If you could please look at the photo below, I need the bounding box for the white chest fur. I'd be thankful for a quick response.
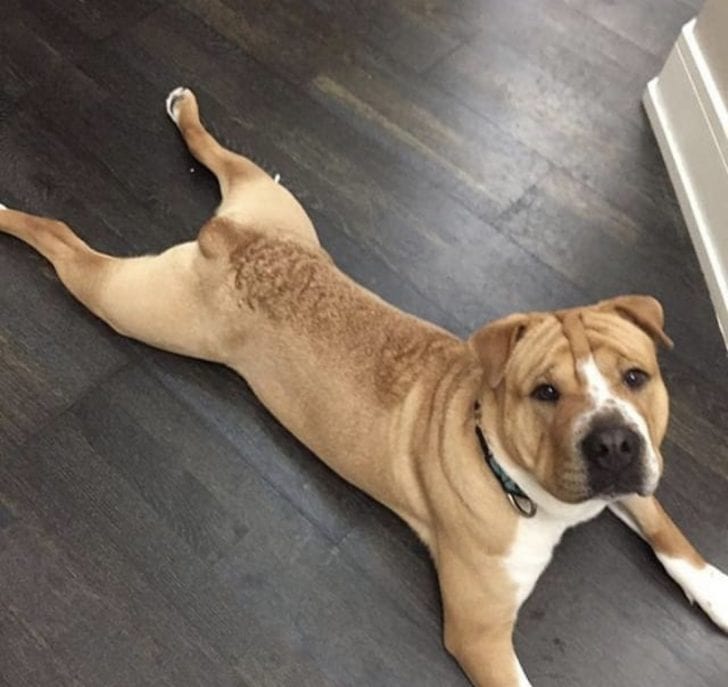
[504,503,606,607]
[484,427,609,606]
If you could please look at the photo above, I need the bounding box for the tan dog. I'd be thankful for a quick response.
[1,88,727,687]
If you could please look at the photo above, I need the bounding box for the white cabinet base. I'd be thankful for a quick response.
[644,18,728,348]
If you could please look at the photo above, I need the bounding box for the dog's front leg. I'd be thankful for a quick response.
[438,548,531,687]
[610,495,728,631]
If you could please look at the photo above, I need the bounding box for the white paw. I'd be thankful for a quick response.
[659,554,728,632]
[0,203,7,210]
[165,86,190,125]
[695,565,728,633]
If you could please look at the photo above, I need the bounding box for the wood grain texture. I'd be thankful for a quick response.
[0,1,726,686]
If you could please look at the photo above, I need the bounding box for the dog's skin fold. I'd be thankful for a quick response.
[1,88,727,687]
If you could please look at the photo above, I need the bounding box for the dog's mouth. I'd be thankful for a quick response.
[549,445,657,503]
[550,471,654,504]
[586,468,652,499]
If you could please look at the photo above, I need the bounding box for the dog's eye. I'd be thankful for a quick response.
[531,384,560,402]
[624,368,650,389]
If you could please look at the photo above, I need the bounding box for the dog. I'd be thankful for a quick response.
[1,87,726,687]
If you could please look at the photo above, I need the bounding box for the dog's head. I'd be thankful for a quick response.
[470,296,672,503]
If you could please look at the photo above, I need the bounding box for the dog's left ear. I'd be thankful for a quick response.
[599,295,674,349]
[469,313,532,389]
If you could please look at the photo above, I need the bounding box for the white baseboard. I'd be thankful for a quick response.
[644,18,728,348]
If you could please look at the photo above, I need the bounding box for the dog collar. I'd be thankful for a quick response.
[475,424,537,518]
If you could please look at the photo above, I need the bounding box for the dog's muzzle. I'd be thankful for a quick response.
[580,420,647,496]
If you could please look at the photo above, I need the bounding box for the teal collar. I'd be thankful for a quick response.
[475,424,537,518]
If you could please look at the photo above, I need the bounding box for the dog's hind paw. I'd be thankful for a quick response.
[166,87,190,125]
[0,203,6,210]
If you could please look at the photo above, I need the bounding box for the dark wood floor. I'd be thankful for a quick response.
[1,0,727,685]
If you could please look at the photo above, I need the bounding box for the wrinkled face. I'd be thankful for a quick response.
[472,297,671,503]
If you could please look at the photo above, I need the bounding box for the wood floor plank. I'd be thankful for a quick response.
[0,488,250,687]
[307,51,551,219]
[561,0,696,57]
[26,0,162,41]
[0,16,67,109]
[440,0,663,125]
[1,0,96,65]
[0,524,178,687]
[426,35,685,228]
[300,0,466,73]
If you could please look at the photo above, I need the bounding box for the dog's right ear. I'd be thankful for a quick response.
[468,314,532,389]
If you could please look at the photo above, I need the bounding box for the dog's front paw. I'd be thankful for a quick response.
[661,554,728,633]
[696,565,728,633]
[0,203,7,210]
[165,86,191,125]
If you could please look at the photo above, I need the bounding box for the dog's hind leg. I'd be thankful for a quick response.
[0,205,224,362]
[165,87,319,247]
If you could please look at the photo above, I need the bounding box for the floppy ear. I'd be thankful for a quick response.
[468,313,531,389]
[599,295,674,349]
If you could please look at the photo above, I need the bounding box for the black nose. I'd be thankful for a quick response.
[581,426,642,472]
